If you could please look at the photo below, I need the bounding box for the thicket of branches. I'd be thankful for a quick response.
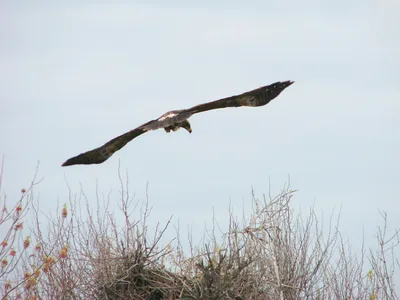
[0,162,399,299]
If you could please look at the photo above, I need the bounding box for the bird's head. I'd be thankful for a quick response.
[181,120,192,133]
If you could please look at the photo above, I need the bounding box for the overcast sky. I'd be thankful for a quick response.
[1,1,399,282]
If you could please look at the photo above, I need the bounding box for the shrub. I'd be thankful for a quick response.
[1,161,399,299]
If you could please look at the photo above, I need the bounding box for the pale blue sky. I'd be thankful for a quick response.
[1,1,399,281]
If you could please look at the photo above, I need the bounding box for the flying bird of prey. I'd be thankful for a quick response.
[62,80,294,166]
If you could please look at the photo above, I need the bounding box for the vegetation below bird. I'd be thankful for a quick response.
[1,165,398,299]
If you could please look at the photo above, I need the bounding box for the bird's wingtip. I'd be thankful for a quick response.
[280,80,295,89]
[61,156,80,167]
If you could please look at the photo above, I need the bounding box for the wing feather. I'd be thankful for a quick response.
[186,81,294,114]
[61,120,154,166]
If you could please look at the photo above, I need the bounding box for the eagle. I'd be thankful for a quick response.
[62,80,293,166]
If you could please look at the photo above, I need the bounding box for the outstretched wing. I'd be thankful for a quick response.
[186,81,294,115]
[62,120,154,166]
[62,80,294,167]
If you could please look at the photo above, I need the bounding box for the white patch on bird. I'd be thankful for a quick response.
[159,112,178,121]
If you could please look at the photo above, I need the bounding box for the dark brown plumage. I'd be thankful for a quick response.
[62,80,294,166]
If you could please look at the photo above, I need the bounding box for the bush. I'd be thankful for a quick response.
[1,162,399,299]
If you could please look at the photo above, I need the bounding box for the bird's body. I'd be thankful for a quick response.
[145,110,193,133]
[62,80,294,166]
